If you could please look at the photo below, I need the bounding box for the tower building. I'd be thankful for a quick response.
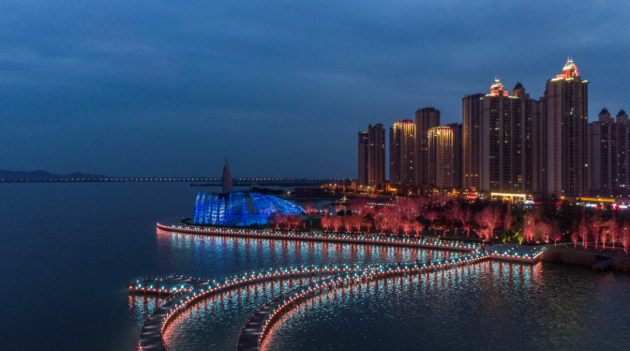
[427,126,453,189]
[545,59,589,197]
[358,131,369,186]
[367,124,386,185]
[415,107,441,185]
[389,120,416,186]
[462,93,484,191]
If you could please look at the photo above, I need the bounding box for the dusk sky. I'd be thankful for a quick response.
[1,1,629,178]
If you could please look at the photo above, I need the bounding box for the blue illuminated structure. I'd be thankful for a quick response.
[192,190,304,226]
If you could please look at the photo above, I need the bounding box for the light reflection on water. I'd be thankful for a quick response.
[263,261,630,351]
[131,231,630,351]
[132,231,460,350]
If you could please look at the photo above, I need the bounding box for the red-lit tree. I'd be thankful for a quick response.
[343,216,353,232]
[424,210,440,235]
[411,221,424,237]
[591,214,603,249]
[401,220,412,236]
[590,221,601,249]
[362,218,373,233]
[475,207,502,242]
[303,201,314,214]
[536,221,551,243]
[321,215,331,231]
[523,212,536,243]
[551,222,563,246]
[287,214,301,230]
[608,218,619,249]
[347,198,368,215]
[571,228,580,248]
[503,203,513,232]
[600,223,609,250]
[351,215,363,233]
[620,221,630,253]
[331,216,342,232]
[578,219,589,249]
[269,211,286,230]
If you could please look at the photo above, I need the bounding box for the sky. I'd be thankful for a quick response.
[1,0,629,178]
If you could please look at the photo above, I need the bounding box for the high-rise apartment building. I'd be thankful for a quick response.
[389,120,416,186]
[415,107,441,185]
[447,122,463,189]
[427,126,453,188]
[546,59,589,197]
[462,93,484,191]
[358,131,369,185]
[479,80,541,193]
[367,124,386,185]
[588,109,630,195]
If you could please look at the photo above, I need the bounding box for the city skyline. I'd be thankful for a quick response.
[1,1,630,178]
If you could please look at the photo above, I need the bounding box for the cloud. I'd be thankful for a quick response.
[0,0,629,176]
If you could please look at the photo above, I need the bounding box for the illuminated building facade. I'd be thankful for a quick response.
[479,80,541,193]
[462,93,484,191]
[545,59,589,197]
[358,131,369,185]
[447,122,463,189]
[588,108,630,195]
[390,120,416,186]
[427,126,453,188]
[415,107,441,185]
[192,190,303,226]
[366,123,386,185]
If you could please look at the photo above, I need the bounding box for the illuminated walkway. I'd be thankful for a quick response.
[133,221,546,351]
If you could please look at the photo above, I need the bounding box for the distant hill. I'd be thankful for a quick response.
[0,170,108,180]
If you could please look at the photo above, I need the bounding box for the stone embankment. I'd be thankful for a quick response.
[541,246,630,272]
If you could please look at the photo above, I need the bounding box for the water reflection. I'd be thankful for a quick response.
[262,261,630,351]
[128,230,461,350]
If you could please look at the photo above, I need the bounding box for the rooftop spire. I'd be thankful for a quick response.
[222,156,233,194]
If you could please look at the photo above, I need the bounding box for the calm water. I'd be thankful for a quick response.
[1,183,629,351]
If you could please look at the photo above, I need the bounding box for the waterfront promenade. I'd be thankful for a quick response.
[133,222,547,351]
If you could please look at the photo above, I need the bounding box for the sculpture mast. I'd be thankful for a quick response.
[222,156,234,194]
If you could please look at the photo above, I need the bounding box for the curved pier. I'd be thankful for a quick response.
[157,218,479,252]
[132,263,373,350]
[135,221,547,350]
[236,253,489,351]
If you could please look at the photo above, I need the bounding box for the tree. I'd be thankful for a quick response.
[504,203,513,232]
[303,201,314,214]
[578,218,589,249]
[459,208,473,237]
[269,211,286,230]
[347,198,368,215]
[331,216,342,232]
[287,214,301,230]
[411,221,424,237]
[523,211,536,243]
[590,220,601,249]
[620,221,630,253]
[536,221,551,243]
[351,216,363,233]
[321,215,331,231]
[362,218,373,233]
[343,216,353,232]
[591,214,604,249]
[571,228,580,248]
[401,220,412,236]
[551,222,563,246]
[608,218,619,249]
[475,207,502,242]
[424,211,440,235]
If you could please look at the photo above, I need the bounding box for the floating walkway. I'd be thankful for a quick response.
[135,219,547,350]
[158,218,480,252]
